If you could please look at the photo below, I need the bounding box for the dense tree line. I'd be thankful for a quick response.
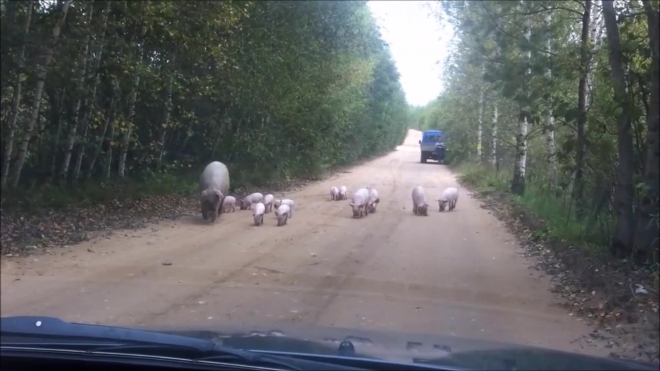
[420,0,658,263]
[0,0,410,191]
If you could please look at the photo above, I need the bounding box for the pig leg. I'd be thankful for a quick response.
[215,197,223,219]
[412,203,417,215]
[218,196,225,217]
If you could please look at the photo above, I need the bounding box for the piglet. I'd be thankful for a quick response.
[275,204,291,226]
[367,188,380,213]
[263,194,274,213]
[330,187,339,201]
[338,186,348,200]
[253,202,265,226]
[412,186,429,216]
[438,187,459,211]
[274,199,295,218]
[222,196,236,213]
[349,188,370,218]
[240,192,263,210]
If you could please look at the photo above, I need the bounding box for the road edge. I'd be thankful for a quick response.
[451,166,659,365]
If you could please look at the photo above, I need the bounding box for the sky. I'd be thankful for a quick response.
[367,1,452,107]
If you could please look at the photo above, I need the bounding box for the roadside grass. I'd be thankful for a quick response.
[0,171,293,213]
[0,155,376,214]
[1,173,198,212]
[455,162,660,294]
[454,162,611,257]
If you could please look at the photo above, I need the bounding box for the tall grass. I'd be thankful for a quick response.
[455,162,611,256]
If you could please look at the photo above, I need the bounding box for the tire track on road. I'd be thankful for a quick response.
[279,156,406,324]
[130,197,361,325]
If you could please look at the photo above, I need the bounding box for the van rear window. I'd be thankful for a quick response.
[426,135,438,142]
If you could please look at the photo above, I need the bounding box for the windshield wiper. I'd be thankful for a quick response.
[0,316,299,368]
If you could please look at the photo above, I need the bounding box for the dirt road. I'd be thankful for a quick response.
[1,130,609,357]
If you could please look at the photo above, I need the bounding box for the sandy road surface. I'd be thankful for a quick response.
[1,130,609,357]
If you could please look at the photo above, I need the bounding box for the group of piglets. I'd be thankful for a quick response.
[411,186,459,216]
[200,161,458,225]
[331,186,380,218]
[198,161,294,226]
[235,192,294,227]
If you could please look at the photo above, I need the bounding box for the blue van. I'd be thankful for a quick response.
[418,129,446,164]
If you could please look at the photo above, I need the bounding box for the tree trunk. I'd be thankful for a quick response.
[602,0,636,252]
[0,0,18,106]
[117,1,150,178]
[104,119,115,180]
[633,0,659,262]
[586,0,604,114]
[543,11,558,189]
[9,0,73,187]
[574,0,592,220]
[72,0,112,182]
[157,53,176,171]
[87,95,116,179]
[48,87,66,180]
[1,0,32,188]
[73,122,88,181]
[511,3,530,195]
[115,68,141,178]
[59,1,95,183]
[490,103,498,168]
[477,85,484,160]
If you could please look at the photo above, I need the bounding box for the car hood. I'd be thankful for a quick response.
[150,323,657,371]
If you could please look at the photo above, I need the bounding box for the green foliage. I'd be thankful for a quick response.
[429,0,658,262]
[0,0,411,200]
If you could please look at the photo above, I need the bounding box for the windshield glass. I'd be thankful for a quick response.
[1,0,658,368]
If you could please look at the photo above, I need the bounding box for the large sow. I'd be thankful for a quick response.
[199,161,230,223]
